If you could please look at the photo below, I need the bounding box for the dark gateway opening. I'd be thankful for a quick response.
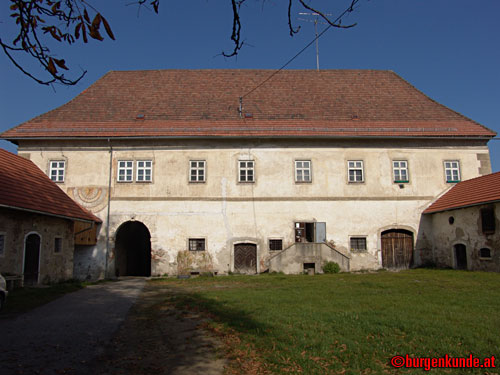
[115,221,151,277]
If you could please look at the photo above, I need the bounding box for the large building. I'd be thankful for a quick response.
[1,70,496,279]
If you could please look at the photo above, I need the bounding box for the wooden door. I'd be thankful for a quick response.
[454,244,467,270]
[24,233,41,285]
[234,243,257,274]
[381,230,413,269]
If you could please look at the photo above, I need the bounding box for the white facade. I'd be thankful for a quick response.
[16,137,492,279]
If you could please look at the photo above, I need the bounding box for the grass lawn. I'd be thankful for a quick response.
[154,269,500,374]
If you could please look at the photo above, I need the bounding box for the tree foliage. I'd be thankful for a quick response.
[1,0,358,86]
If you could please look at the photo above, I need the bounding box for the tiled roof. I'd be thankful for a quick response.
[2,70,495,139]
[423,172,500,214]
[0,149,101,222]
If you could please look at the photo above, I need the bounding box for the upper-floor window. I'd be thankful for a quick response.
[239,160,255,183]
[295,160,312,183]
[190,160,206,182]
[481,206,495,234]
[117,160,134,182]
[348,160,364,183]
[393,160,409,183]
[49,160,65,182]
[444,160,460,183]
[136,160,153,182]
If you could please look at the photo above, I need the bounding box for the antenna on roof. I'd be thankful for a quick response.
[298,12,330,71]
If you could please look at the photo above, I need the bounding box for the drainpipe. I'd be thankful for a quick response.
[104,139,113,278]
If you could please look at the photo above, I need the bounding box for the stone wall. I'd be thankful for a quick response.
[0,207,75,283]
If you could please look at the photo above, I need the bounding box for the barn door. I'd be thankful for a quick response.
[24,233,41,285]
[234,243,257,274]
[381,229,413,269]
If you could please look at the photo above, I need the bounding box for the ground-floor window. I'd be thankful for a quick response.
[350,237,367,252]
[269,239,283,251]
[189,238,206,251]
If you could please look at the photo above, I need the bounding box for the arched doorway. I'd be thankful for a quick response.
[234,243,257,274]
[381,229,414,269]
[115,221,151,276]
[454,244,467,270]
[24,233,41,285]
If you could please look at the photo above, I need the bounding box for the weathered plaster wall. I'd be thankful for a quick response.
[426,203,500,272]
[17,138,492,278]
[0,207,74,283]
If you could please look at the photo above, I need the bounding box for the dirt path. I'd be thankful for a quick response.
[88,281,226,375]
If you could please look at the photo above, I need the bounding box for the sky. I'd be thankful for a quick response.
[1,0,499,171]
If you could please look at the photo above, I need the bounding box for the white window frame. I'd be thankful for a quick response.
[393,160,409,183]
[348,160,364,183]
[188,238,206,251]
[295,160,312,183]
[444,160,461,183]
[238,160,255,183]
[0,232,5,257]
[189,160,206,183]
[54,237,63,254]
[49,160,66,183]
[117,160,134,182]
[136,160,153,182]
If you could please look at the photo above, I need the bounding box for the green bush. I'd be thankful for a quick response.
[323,261,340,274]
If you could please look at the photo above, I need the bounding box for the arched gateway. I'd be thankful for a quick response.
[381,229,414,269]
[115,221,151,276]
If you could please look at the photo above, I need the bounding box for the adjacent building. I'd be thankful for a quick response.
[1,70,496,279]
[0,149,101,284]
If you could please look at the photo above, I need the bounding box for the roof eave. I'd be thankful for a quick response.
[0,203,102,223]
[423,199,500,215]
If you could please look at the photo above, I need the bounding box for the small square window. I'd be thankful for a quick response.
[348,161,364,183]
[190,160,206,182]
[269,239,283,251]
[393,160,409,183]
[117,160,134,182]
[350,237,367,252]
[54,237,62,253]
[295,160,312,183]
[479,248,492,259]
[189,238,206,251]
[49,160,65,182]
[444,160,460,183]
[0,234,5,256]
[136,160,153,182]
[239,160,255,182]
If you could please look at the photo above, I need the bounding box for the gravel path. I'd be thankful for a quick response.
[0,278,145,375]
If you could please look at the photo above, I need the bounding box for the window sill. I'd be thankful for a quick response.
[136,181,153,184]
[295,181,312,184]
[238,181,255,184]
[189,181,206,184]
[479,257,492,261]
[394,180,409,184]
[348,181,364,184]
[446,180,461,183]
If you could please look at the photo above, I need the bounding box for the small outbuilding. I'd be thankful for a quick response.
[422,172,500,272]
[0,150,101,284]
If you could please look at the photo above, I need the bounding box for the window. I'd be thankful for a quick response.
[189,238,206,251]
[0,234,5,256]
[117,160,134,182]
[54,237,62,253]
[239,160,254,182]
[479,248,492,259]
[190,160,206,182]
[295,160,312,183]
[269,239,283,251]
[444,160,460,183]
[136,160,152,182]
[393,160,409,183]
[350,237,367,252]
[481,206,495,234]
[348,160,364,183]
[49,160,65,182]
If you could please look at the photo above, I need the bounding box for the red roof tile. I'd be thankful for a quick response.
[423,172,500,214]
[0,149,101,222]
[1,70,495,139]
